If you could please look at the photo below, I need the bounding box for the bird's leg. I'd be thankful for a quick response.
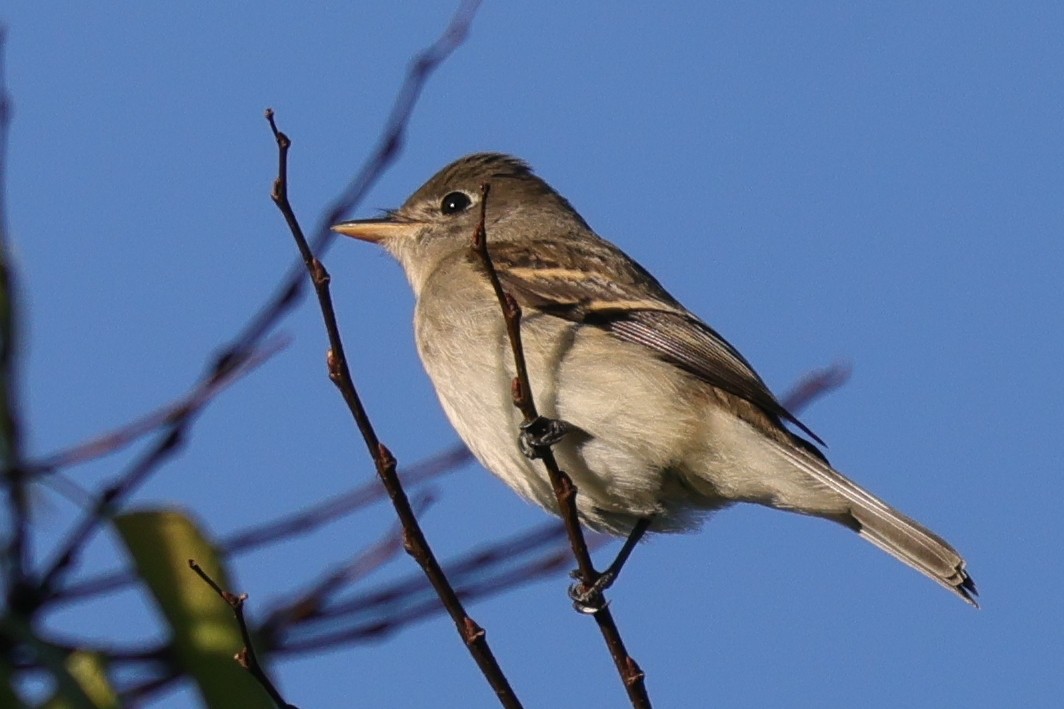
[518,415,574,459]
[569,516,653,613]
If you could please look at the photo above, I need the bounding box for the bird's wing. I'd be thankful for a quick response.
[480,240,825,447]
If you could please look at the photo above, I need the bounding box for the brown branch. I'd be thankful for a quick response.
[272,521,591,650]
[470,183,652,708]
[30,337,289,476]
[260,493,431,642]
[221,0,481,361]
[188,560,298,709]
[57,445,470,603]
[47,520,587,690]
[32,344,279,607]
[266,112,523,709]
[308,0,482,255]
[7,4,499,704]
[30,0,482,609]
[221,445,468,556]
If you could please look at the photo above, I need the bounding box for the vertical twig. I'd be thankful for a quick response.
[0,25,30,607]
[189,561,298,709]
[266,112,523,709]
[470,183,652,708]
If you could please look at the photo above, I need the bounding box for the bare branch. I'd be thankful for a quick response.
[30,337,289,476]
[46,521,589,681]
[470,183,651,708]
[261,494,431,643]
[57,445,471,603]
[268,521,582,653]
[34,345,279,605]
[222,445,469,556]
[221,0,482,359]
[266,109,522,708]
[189,560,299,709]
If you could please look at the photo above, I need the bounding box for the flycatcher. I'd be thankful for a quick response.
[332,153,976,606]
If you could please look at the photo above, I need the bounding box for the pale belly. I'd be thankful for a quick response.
[413,291,724,535]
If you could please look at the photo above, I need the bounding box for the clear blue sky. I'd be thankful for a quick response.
[5,2,1062,707]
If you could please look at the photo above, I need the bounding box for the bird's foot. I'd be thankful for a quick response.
[519,416,573,459]
[567,569,616,614]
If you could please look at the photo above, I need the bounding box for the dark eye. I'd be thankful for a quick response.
[440,191,472,215]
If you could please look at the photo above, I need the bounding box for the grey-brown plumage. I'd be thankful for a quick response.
[333,153,977,606]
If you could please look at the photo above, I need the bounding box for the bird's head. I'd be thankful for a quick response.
[332,153,589,289]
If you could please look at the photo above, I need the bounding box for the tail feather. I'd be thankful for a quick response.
[851,504,978,606]
[778,445,978,606]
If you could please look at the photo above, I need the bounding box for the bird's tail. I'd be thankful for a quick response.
[777,445,978,606]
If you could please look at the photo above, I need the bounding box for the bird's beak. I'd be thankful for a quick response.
[330,217,421,244]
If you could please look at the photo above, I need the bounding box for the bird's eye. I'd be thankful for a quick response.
[440,191,473,215]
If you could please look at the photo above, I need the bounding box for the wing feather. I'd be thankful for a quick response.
[478,240,825,447]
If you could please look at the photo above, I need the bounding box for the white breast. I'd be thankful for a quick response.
[413,261,719,535]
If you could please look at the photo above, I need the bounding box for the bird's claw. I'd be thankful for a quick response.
[567,569,616,614]
[519,416,573,459]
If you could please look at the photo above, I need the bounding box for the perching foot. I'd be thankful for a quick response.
[518,416,573,459]
[567,569,616,614]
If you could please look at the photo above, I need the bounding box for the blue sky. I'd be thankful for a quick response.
[4,2,1063,707]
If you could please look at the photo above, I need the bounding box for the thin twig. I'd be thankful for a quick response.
[6,4,495,704]
[30,337,289,476]
[188,560,298,709]
[221,0,481,359]
[266,112,522,709]
[113,520,584,703]
[221,445,468,556]
[270,521,583,653]
[470,183,652,708]
[30,0,481,609]
[48,521,581,674]
[0,25,31,607]
[262,493,431,637]
[57,445,470,602]
[33,345,278,605]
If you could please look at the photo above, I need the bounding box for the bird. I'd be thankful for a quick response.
[332,152,977,606]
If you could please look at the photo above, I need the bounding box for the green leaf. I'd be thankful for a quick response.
[40,651,118,709]
[115,509,274,708]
